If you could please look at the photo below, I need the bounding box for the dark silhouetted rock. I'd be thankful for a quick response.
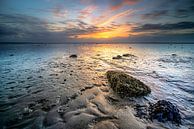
[149,100,181,125]
[106,70,151,97]
[122,53,136,57]
[69,54,77,58]
[112,55,122,59]
[171,53,177,57]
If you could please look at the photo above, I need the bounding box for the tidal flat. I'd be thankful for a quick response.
[0,43,194,129]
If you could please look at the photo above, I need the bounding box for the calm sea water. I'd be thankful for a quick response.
[0,43,194,128]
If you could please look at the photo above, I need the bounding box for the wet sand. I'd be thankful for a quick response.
[0,44,193,129]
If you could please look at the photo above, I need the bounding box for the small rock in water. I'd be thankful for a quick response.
[27,76,33,80]
[112,55,122,59]
[69,54,77,58]
[122,53,136,57]
[149,100,181,125]
[171,53,177,57]
[106,70,151,97]
[38,76,43,78]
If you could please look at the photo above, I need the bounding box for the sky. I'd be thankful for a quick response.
[0,0,194,43]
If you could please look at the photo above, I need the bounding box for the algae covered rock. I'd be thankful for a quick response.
[106,70,151,97]
[149,100,181,125]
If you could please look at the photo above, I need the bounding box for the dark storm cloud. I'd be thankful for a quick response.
[0,13,45,24]
[0,13,48,32]
[174,4,194,18]
[142,0,194,19]
[0,13,58,42]
[0,24,19,36]
[133,22,194,31]
[141,10,168,19]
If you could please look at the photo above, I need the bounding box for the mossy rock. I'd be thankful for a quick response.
[106,71,151,97]
[149,100,181,125]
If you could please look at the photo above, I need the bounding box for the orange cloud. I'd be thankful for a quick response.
[110,0,141,11]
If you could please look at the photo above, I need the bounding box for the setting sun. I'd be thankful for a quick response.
[77,24,132,39]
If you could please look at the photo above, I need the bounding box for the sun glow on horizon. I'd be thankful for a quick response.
[76,24,135,39]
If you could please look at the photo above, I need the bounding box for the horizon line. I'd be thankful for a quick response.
[0,41,194,44]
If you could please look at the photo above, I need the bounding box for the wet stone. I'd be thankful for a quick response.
[112,55,122,59]
[69,54,77,58]
[149,100,181,125]
[49,73,58,76]
[171,53,177,57]
[106,70,151,97]
[122,53,136,57]
[38,76,43,78]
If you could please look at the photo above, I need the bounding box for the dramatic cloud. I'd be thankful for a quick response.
[174,5,194,18]
[141,10,168,19]
[110,0,141,10]
[78,5,97,19]
[133,22,194,32]
[0,24,19,36]
[0,13,45,25]
[0,0,194,42]
[96,9,134,27]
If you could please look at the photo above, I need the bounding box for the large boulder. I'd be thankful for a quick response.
[149,100,181,125]
[106,71,151,97]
